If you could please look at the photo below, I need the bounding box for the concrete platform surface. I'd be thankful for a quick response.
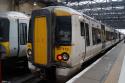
[67,41,125,83]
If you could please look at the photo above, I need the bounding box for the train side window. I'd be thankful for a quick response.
[109,32,112,40]
[85,23,90,46]
[92,28,101,45]
[80,22,85,36]
[19,23,27,45]
[106,31,111,41]
[111,32,114,40]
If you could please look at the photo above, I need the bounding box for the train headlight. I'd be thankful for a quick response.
[27,49,32,56]
[62,52,69,61]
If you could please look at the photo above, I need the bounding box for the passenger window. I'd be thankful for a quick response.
[80,22,85,36]
[114,33,117,39]
[111,32,114,40]
[109,32,112,40]
[19,23,27,45]
[92,28,101,45]
[106,31,112,41]
[106,31,114,41]
[106,31,108,41]
[85,23,90,46]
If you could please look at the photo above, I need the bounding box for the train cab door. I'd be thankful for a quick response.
[18,19,29,56]
[101,24,106,49]
[32,9,53,65]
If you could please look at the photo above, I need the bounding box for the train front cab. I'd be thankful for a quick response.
[27,7,75,79]
[0,12,29,79]
[0,16,29,59]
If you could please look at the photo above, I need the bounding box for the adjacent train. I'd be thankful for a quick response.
[27,6,124,81]
[0,12,29,61]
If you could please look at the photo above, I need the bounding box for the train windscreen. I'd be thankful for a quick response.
[55,16,71,45]
[0,18,9,42]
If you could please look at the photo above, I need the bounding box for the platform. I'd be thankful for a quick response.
[67,41,125,83]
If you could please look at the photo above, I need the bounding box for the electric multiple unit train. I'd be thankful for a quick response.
[0,11,29,61]
[26,6,123,81]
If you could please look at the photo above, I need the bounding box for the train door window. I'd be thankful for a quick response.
[85,23,90,46]
[92,28,96,45]
[19,23,27,45]
[0,18,9,42]
[101,25,105,42]
[80,22,85,36]
[55,16,71,45]
[106,31,108,41]
[109,32,112,40]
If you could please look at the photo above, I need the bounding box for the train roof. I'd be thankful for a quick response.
[33,6,82,16]
[0,11,29,19]
[33,6,103,23]
[49,6,104,24]
[33,6,117,32]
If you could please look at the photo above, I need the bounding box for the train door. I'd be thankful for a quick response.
[84,22,91,59]
[101,24,106,49]
[18,19,28,56]
[32,10,52,65]
[80,21,86,53]
[33,16,48,65]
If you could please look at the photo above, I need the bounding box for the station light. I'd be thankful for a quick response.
[33,2,37,6]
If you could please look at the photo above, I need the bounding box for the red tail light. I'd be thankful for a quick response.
[57,54,63,61]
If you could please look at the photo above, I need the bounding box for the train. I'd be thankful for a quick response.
[26,6,124,82]
[0,11,30,76]
[0,11,29,59]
